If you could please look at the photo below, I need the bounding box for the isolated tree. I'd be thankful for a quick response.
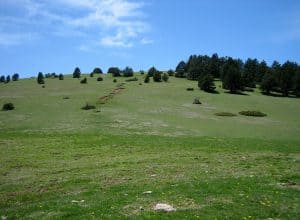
[73,67,81,78]
[0,75,5,83]
[108,67,121,77]
[162,73,169,82]
[5,75,10,83]
[260,70,277,95]
[123,66,134,77]
[144,74,150,83]
[37,72,45,84]
[221,58,243,93]
[12,73,19,81]
[148,67,157,77]
[198,74,216,92]
[140,70,145,75]
[278,61,297,96]
[59,74,64,80]
[93,67,103,74]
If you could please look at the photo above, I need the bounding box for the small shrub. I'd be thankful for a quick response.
[186,87,194,91]
[90,72,94,77]
[42,85,45,88]
[58,74,64,80]
[63,96,69,99]
[81,103,96,110]
[193,98,202,104]
[2,103,14,111]
[97,76,103,81]
[113,79,117,83]
[153,71,162,82]
[80,77,87,84]
[144,75,150,83]
[125,77,138,82]
[162,73,169,82]
[214,112,237,117]
[239,111,267,117]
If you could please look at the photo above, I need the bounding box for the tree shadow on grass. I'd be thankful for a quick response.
[261,92,300,99]
[224,91,249,96]
[206,90,220,94]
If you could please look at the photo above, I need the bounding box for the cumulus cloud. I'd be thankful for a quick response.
[0,0,152,48]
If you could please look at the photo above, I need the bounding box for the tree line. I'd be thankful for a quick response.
[175,54,300,96]
[0,74,19,84]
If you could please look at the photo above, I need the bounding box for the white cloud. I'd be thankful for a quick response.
[0,32,37,46]
[0,0,151,48]
[141,38,154,45]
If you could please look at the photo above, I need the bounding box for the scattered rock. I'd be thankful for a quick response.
[193,98,202,104]
[139,206,144,211]
[150,174,157,177]
[142,191,152,194]
[71,200,84,203]
[154,203,176,212]
[1,216,7,220]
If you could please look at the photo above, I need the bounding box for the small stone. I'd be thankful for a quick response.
[1,216,7,220]
[143,191,152,194]
[154,203,176,212]
[139,206,144,210]
[150,174,157,177]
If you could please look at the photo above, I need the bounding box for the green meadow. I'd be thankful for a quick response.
[0,74,299,219]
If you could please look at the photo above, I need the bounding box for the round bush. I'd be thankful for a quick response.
[80,78,87,84]
[2,103,14,111]
[97,76,103,81]
[239,111,267,117]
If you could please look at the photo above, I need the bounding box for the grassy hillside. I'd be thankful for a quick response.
[0,74,299,219]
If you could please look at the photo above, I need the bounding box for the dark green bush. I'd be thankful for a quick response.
[144,75,150,83]
[198,74,216,92]
[186,87,194,91]
[2,103,14,111]
[113,79,117,83]
[97,76,103,81]
[81,103,96,110]
[153,71,162,82]
[162,73,169,82]
[214,112,237,117]
[80,78,87,84]
[239,111,267,117]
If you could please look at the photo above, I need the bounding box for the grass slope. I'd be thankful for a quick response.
[0,74,299,219]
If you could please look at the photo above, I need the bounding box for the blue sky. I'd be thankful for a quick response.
[0,0,300,78]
